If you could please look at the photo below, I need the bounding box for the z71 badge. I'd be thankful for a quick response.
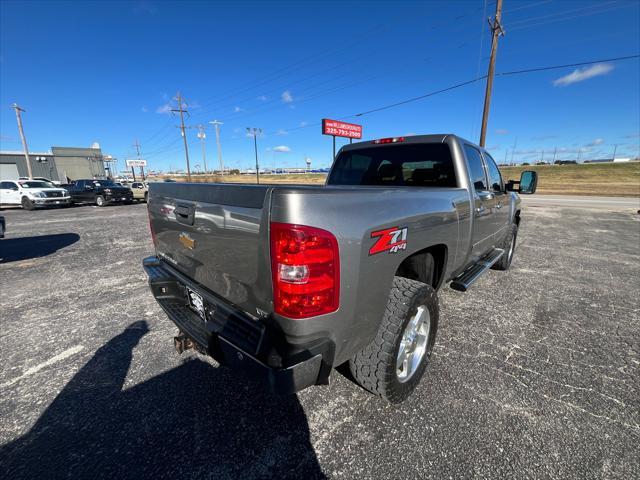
[369,226,408,255]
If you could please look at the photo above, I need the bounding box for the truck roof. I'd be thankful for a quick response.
[339,134,477,153]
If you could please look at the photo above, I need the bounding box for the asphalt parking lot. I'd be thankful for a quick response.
[0,202,639,479]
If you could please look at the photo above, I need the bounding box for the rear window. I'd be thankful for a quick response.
[327,144,457,187]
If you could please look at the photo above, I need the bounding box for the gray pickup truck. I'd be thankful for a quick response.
[143,134,537,403]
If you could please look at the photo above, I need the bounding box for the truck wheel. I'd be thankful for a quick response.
[492,223,518,271]
[96,195,106,207]
[21,197,35,211]
[348,276,439,403]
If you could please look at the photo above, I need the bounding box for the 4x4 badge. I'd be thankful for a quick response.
[179,232,195,250]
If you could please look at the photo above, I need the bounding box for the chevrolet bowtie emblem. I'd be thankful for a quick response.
[179,232,195,250]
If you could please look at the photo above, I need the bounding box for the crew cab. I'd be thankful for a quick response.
[143,134,537,402]
[0,180,71,210]
[67,179,133,207]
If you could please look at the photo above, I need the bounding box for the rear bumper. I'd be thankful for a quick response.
[105,194,133,203]
[143,256,328,394]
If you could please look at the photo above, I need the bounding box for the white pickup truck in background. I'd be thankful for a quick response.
[0,180,71,210]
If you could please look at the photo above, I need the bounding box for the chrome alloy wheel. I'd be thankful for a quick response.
[396,305,431,383]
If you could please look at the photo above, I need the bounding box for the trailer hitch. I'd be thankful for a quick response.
[174,332,194,354]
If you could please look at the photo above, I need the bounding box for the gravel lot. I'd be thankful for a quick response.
[0,202,639,479]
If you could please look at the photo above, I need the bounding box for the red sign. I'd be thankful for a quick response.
[322,118,362,139]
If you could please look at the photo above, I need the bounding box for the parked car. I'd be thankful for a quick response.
[0,216,5,238]
[18,176,62,186]
[143,134,537,403]
[130,182,149,202]
[0,180,71,210]
[67,179,133,207]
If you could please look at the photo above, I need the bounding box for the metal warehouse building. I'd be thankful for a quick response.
[0,145,106,182]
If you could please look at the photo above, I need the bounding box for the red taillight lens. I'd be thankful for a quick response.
[148,207,157,249]
[270,222,340,319]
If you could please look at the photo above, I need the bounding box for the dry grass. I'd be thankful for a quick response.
[155,162,640,197]
[499,162,640,197]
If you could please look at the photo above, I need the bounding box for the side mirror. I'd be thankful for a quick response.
[12,186,19,191]
[519,170,537,194]
[505,170,538,194]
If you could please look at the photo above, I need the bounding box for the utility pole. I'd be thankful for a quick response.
[510,137,517,165]
[12,103,33,179]
[209,120,224,175]
[171,91,191,181]
[552,146,557,164]
[612,144,618,160]
[133,138,145,180]
[247,127,262,184]
[479,0,505,147]
[196,125,208,175]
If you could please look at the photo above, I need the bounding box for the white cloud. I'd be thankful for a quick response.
[141,106,149,113]
[281,91,294,103]
[273,145,291,153]
[233,106,243,113]
[156,103,171,114]
[586,138,604,147]
[276,129,288,136]
[495,129,509,135]
[553,63,614,87]
[257,95,268,101]
[299,121,308,127]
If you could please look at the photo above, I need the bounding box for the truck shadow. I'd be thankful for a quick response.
[0,233,80,263]
[0,321,325,479]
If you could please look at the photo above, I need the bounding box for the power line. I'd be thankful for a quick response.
[496,54,640,76]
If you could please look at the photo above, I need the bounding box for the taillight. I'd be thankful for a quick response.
[373,136,405,144]
[148,206,157,249]
[270,222,340,319]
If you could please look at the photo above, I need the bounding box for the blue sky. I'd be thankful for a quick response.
[1,0,639,172]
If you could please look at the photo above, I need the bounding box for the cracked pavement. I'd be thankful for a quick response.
[0,202,638,479]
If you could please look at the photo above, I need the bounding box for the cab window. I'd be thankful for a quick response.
[483,152,503,193]
[464,144,488,191]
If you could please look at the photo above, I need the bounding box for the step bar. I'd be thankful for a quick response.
[450,248,505,292]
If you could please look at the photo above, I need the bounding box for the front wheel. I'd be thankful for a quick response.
[21,197,35,211]
[348,276,439,403]
[492,223,518,271]
[96,195,106,207]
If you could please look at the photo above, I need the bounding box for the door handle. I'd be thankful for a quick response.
[477,191,494,201]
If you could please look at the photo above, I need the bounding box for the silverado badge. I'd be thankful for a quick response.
[179,232,195,250]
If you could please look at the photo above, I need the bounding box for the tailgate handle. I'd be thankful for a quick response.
[174,203,195,226]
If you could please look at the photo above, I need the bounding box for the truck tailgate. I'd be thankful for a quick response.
[148,182,273,317]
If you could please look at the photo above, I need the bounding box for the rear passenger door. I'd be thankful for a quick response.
[464,144,496,258]
[483,152,510,241]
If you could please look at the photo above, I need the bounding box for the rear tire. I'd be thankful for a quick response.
[348,276,439,403]
[21,197,35,211]
[96,195,105,207]
[492,223,518,271]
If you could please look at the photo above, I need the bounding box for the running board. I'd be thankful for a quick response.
[450,248,505,292]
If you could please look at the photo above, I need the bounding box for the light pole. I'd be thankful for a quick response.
[247,127,262,184]
[196,125,208,174]
[210,120,224,175]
